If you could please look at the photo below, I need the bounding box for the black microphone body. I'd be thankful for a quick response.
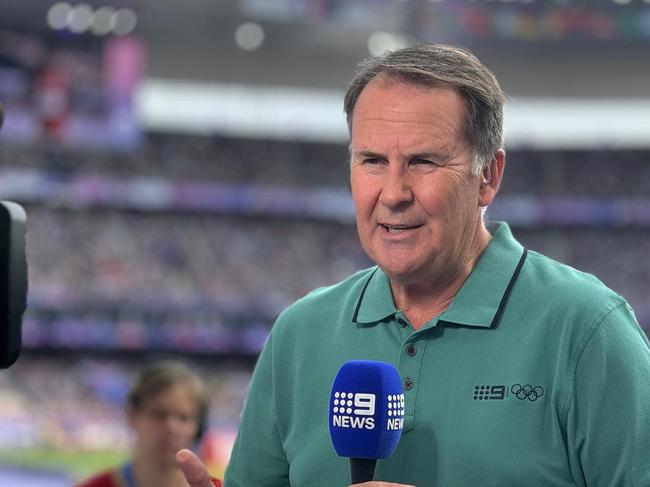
[350,457,377,484]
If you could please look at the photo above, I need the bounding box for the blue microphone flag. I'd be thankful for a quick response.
[329,360,404,460]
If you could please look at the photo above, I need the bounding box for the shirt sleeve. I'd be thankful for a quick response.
[565,301,650,487]
[223,331,290,487]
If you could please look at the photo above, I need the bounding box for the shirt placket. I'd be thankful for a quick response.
[395,311,433,433]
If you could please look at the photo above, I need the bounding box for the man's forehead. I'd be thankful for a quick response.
[359,75,462,104]
[351,81,465,132]
[350,111,466,154]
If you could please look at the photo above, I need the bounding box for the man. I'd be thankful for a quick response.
[178,44,650,486]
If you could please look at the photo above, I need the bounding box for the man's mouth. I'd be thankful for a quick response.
[379,224,423,234]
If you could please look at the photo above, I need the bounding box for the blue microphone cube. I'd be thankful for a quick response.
[329,360,404,460]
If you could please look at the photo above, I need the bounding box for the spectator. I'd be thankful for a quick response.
[76,360,221,487]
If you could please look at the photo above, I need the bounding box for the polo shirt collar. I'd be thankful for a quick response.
[352,222,525,328]
[352,267,397,324]
[439,222,525,328]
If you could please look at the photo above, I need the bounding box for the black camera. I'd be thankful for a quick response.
[0,201,27,368]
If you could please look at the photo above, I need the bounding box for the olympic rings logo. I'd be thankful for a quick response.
[510,384,544,401]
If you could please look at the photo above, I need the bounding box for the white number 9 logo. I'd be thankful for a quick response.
[353,393,375,416]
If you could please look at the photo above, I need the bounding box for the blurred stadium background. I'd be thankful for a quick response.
[1,0,649,484]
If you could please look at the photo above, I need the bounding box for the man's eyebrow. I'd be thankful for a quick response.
[410,152,453,163]
[351,150,384,159]
[351,149,450,161]
[407,152,441,160]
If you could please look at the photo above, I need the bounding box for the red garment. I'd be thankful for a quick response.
[76,471,118,487]
[76,469,222,487]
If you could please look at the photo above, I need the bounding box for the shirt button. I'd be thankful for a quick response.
[398,318,408,328]
[406,345,417,356]
[404,378,414,390]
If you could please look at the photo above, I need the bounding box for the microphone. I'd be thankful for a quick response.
[329,360,404,484]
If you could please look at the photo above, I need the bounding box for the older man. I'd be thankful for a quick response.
[179,44,650,487]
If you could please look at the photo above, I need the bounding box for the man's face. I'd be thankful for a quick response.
[128,384,201,466]
[349,78,490,286]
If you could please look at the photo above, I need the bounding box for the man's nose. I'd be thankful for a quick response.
[379,165,414,210]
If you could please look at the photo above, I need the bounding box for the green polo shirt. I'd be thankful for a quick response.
[224,223,650,487]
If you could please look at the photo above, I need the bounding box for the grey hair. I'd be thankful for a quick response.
[344,44,506,175]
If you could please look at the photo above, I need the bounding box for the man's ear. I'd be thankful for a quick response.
[479,149,505,208]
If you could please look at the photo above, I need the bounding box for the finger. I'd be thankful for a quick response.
[176,449,213,487]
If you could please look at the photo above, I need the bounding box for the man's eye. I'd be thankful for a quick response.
[409,158,440,172]
[411,158,435,165]
[363,158,383,165]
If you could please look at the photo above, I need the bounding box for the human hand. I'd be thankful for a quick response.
[176,449,214,487]
[350,483,415,487]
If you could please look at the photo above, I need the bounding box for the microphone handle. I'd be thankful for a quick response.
[350,457,377,484]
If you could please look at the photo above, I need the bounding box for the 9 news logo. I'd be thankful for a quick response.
[473,383,545,402]
[332,392,376,430]
[386,393,405,430]
[331,392,405,431]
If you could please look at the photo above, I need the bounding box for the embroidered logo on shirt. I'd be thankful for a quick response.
[473,384,544,401]
[473,385,506,400]
[510,384,544,401]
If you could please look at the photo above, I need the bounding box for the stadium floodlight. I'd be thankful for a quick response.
[113,8,138,36]
[235,22,265,51]
[368,32,410,57]
[91,6,116,36]
[68,3,94,34]
[47,2,71,30]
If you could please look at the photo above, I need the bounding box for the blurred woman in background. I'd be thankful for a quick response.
[77,360,221,487]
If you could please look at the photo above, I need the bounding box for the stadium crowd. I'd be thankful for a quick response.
[1,133,648,471]
[2,137,650,195]
[20,205,650,355]
[0,356,249,452]
[3,133,647,357]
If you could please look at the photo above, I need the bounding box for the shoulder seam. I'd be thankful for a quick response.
[268,332,289,454]
[561,299,629,425]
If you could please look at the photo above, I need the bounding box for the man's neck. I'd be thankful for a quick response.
[390,226,492,330]
[390,276,463,330]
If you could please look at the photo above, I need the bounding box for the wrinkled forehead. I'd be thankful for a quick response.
[351,76,468,131]
[350,79,469,150]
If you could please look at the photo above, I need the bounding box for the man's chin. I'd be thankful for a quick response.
[378,262,421,282]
